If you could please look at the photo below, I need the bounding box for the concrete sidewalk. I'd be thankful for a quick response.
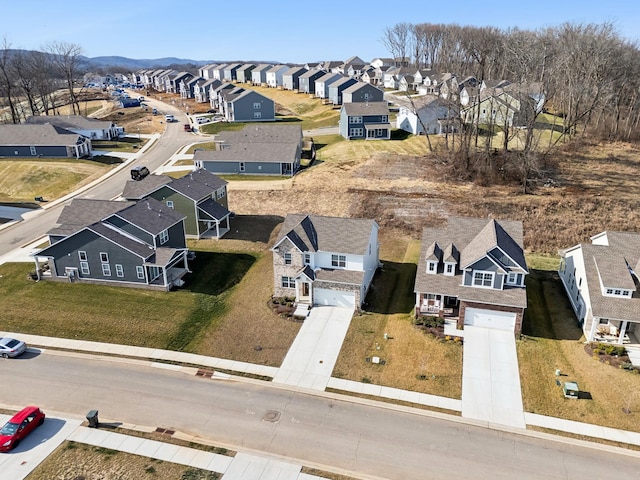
[0,411,325,480]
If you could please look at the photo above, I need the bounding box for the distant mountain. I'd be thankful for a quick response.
[84,56,214,69]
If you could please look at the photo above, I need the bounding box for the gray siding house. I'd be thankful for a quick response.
[194,124,303,176]
[314,72,343,99]
[223,63,242,81]
[282,66,308,91]
[298,69,326,95]
[339,102,391,140]
[0,124,92,158]
[122,169,231,239]
[341,82,384,104]
[328,77,358,105]
[226,89,275,122]
[32,198,190,290]
[251,64,273,85]
[266,65,290,88]
[236,64,256,83]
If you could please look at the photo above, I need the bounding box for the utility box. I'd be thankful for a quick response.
[563,382,579,399]
[86,410,99,428]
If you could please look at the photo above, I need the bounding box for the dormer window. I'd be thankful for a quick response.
[427,261,437,274]
[444,263,454,276]
[603,287,632,298]
[473,271,494,288]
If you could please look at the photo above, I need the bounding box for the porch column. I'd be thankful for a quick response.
[589,317,599,342]
[162,267,168,287]
[620,321,629,345]
[216,221,220,239]
[33,258,41,280]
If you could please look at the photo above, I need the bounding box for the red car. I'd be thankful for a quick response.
[0,406,45,452]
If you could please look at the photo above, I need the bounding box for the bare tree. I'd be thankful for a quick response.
[44,41,85,115]
[0,38,19,123]
[381,23,412,66]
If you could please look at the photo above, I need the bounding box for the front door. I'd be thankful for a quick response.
[302,282,310,297]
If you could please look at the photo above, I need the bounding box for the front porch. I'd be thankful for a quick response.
[589,319,640,346]
[416,292,460,318]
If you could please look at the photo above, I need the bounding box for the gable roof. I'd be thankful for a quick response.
[194,142,299,163]
[216,124,302,144]
[111,197,186,235]
[26,115,114,131]
[168,169,228,201]
[274,214,376,256]
[0,124,84,146]
[122,174,173,200]
[342,102,390,116]
[49,199,136,237]
[342,82,382,95]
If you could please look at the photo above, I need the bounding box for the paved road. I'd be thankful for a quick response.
[0,104,196,258]
[3,351,640,480]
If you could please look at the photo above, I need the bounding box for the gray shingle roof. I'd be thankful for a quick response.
[169,169,228,201]
[111,197,186,235]
[88,222,154,258]
[275,214,376,256]
[342,102,390,116]
[197,198,230,221]
[414,217,527,309]
[194,142,299,163]
[26,115,114,131]
[0,124,83,146]
[563,232,640,322]
[316,268,364,285]
[51,199,136,236]
[216,124,302,144]
[121,175,173,200]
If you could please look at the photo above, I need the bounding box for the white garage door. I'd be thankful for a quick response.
[313,288,356,308]
[464,307,516,331]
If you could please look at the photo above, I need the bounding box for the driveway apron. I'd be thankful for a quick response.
[462,326,526,428]
[272,306,354,391]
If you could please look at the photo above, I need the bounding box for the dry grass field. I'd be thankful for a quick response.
[0,158,111,203]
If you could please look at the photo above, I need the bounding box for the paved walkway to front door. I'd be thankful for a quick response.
[462,326,526,428]
[272,306,354,391]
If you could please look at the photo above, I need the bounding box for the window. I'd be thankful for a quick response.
[446,264,453,274]
[30,146,37,156]
[614,289,621,295]
[115,264,124,277]
[136,266,145,279]
[507,272,517,285]
[578,277,582,287]
[253,102,261,109]
[364,93,369,100]
[349,127,363,137]
[606,288,613,295]
[281,276,295,288]
[102,263,111,276]
[428,262,436,272]
[304,253,311,265]
[166,200,174,209]
[350,116,362,124]
[623,290,631,296]
[253,111,262,119]
[381,115,388,122]
[100,252,108,263]
[473,271,493,287]
[239,162,245,172]
[216,188,226,199]
[284,253,292,265]
[159,229,169,245]
[78,251,87,261]
[80,262,90,275]
[331,254,346,267]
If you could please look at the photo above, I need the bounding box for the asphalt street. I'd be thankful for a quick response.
[2,351,639,479]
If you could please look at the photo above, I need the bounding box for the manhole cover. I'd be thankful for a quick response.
[262,410,281,423]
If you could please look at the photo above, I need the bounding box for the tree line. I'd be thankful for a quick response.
[382,22,640,190]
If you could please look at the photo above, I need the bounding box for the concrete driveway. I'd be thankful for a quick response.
[0,413,81,480]
[462,326,526,428]
[272,306,354,391]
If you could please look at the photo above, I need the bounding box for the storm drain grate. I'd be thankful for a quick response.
[196,369,214,378]
[262,410,281,423]
[155,428,175,435]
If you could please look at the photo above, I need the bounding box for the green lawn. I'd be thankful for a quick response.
[0,247,256,353]
[519,264,640,433]
[92,137,148,153]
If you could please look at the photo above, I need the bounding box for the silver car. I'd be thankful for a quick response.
[0,337,27,358]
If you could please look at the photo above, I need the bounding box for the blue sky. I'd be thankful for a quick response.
[2,0,638,64]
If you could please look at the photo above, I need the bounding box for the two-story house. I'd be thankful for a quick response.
[271,214,380,309]
[396,95,459,135]
[31,198,189,290]
[122,169,231,239]
[339,102,391,140]
[413,217,529,334]
[559,231,640,345]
